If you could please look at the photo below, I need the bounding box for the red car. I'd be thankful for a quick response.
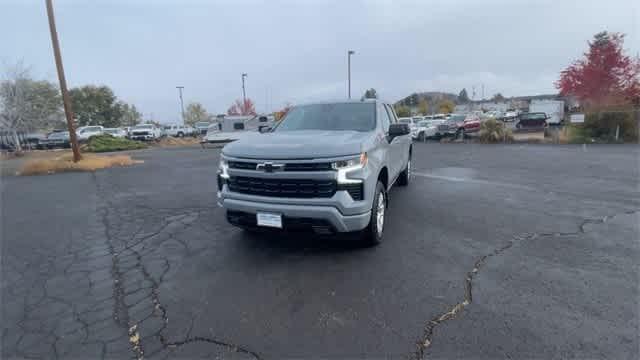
[462,115,481,135]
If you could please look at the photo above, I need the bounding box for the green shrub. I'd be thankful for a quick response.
[583,110,638,142]
[479,119,513,143]
[563,124,591,144]
[86,134,147,153]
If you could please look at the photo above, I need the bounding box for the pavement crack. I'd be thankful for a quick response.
[412,208,639,359]
[578,209,638,233]
[412,232,538,359]
[161,335,263,360]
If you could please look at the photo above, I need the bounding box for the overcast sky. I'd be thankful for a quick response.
[2,0,638,122]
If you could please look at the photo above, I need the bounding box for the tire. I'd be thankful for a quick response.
[397,155,411,186]
[177,132,184,138]
[459,128,465,140]
[418,132,425,141]
[361,181,386,246]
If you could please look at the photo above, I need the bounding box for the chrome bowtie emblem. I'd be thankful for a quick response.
[256,162,284,172]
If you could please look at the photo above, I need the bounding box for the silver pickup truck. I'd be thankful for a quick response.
[217,99,412,245]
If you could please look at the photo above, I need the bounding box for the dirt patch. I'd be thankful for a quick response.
[19,152,142,176]
[154,137,201,147]
[513,131,545,142]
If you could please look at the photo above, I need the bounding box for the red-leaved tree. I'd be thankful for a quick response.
[274,103,293,121]
[556,31,640,107]
[227,98,256,116]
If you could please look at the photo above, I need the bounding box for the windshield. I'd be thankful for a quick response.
[448,114,466,122]
[275,103,375,132]
[520,113,547,121]
[134,125,153,129]
[195,122,209,127]
[399,118,412,124]
[48,132,69,138]
[418,120,431,127]
[81,126,101,132]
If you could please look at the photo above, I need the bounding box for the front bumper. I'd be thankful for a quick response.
[222,198,370,232]
[217,154,378,233]
[131,135,154,141]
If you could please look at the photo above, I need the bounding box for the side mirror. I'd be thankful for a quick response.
[258,125,272,133]
[388,123,410,137]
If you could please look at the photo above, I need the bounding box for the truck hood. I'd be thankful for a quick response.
[222,130,370,159]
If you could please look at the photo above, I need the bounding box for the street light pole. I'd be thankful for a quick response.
[46,0,81,162]
[176,86,185,125]
[347,50,355,98]
[241,73,248,105]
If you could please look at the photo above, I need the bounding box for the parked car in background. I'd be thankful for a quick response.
[76,126,104,141]
[194,122,210,136]
[516,112,548,131]
[103,128,127,138]
[435,114,466,138]
[129,124,161,141]
[416,120,438,140]
[461,114,481,136]
[413,118,445,141]
[163,124,193,137]
[529,99,564,125]
[39,131,70,149]
[502,109,519,122]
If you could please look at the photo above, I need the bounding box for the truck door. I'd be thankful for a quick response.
[377,103,403,183]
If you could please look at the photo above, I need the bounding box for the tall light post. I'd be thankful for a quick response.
[241,73,248,105]
[176,86,185,125]
[347,50,355,99]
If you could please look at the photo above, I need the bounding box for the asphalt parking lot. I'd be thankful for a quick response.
[2,143,638,359]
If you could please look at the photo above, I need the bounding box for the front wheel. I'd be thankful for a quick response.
[397,156,411,186]
[418,132,425,141]
[361,181,386,246]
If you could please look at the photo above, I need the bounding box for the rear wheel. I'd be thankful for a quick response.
[362,182,386,246]
[177,132,184,137]
[418,132,425,141]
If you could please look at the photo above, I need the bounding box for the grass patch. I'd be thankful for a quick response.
[155,137,200,147]
[561,124,588,144]
[86,134,147,153]
[19,153,142,176]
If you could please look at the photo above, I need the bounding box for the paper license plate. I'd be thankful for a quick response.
[256,212,282,228]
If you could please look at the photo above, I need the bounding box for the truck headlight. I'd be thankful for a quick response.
[333,153,367,184]
[218,158,230,179]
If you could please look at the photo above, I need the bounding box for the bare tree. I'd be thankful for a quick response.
[0,61,63,150]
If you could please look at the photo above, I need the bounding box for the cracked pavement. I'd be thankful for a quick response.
[2,144,639,359]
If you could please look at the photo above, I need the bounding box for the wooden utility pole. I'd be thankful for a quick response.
[46,0,81,162]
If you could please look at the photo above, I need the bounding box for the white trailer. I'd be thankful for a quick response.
[529,100,565,125]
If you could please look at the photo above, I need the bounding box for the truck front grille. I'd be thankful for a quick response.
[228,161,257,170]
[228,176,336,198]
[228,161,333,172]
